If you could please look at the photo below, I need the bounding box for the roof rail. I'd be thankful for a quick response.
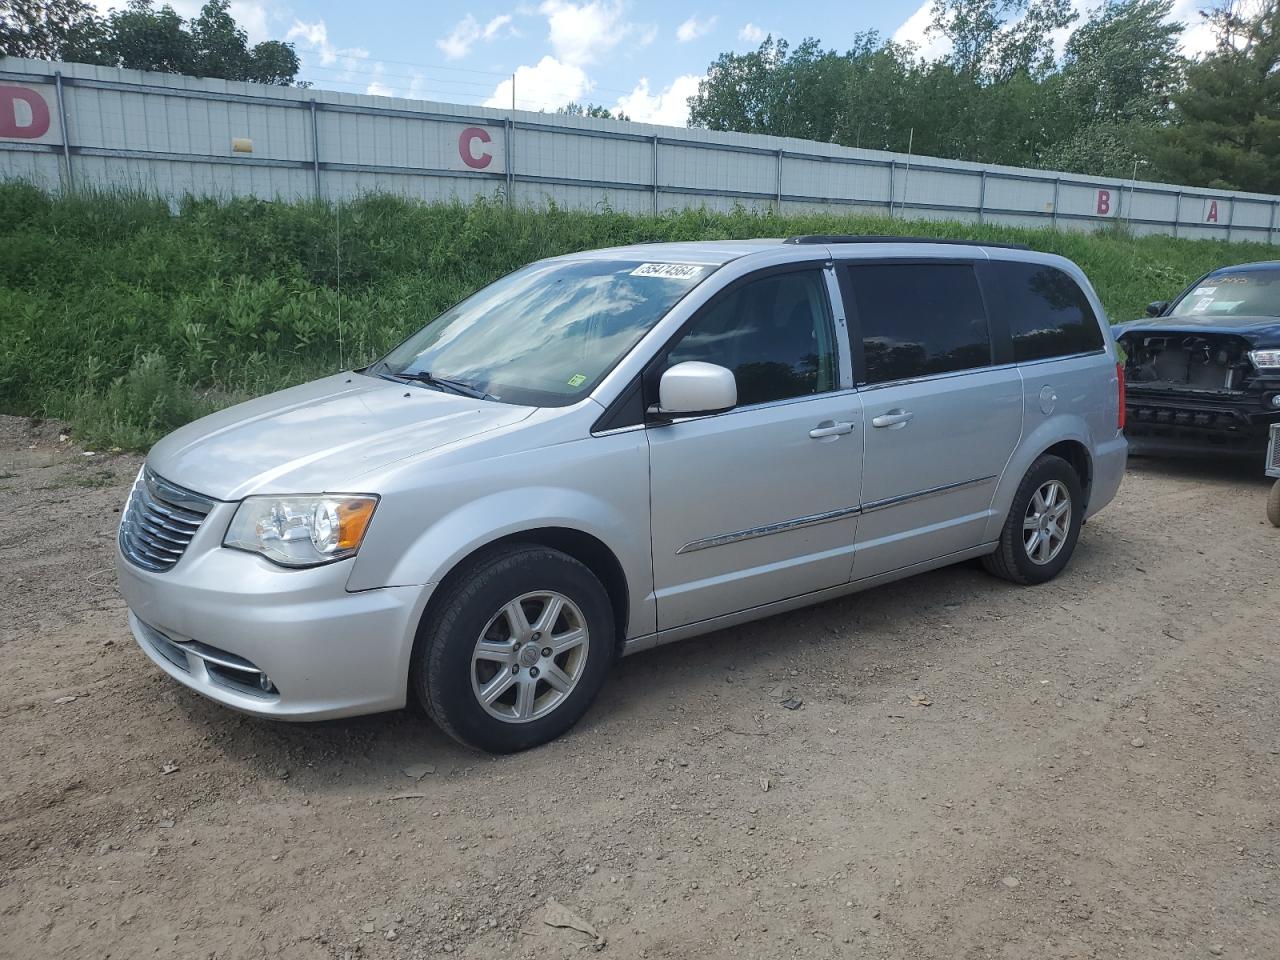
[783,235,1030,251]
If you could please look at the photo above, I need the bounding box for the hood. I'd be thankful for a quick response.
[1113,314,1280,346]
[148,373,536,501]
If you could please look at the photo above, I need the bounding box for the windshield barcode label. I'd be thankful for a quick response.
[631,263,704,279]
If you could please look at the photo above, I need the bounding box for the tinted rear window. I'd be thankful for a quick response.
[845,262,992,384]
[985,261,1104,361]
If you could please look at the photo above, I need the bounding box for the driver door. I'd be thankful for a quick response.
[646,266,864,631]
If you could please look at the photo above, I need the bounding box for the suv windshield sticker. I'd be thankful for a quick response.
[566,373,587,387]
[1192,286,1217,295]
[630,263,705,280]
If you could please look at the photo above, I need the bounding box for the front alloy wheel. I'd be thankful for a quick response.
[472,592,590,723]
[413,544,614,753]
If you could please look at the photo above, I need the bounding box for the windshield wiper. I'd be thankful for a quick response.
[393,369,494,400]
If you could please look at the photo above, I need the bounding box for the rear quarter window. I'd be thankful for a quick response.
[984,261,1104,362]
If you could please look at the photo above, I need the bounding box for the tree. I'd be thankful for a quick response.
[557,102,630,121]
[929,0,1077,81]
[1152,0,1280,192]
[1,0,300,85]
[0,0,109,63]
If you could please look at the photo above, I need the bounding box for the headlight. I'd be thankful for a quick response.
[224,495,379,567]
[1250,349,1280,370]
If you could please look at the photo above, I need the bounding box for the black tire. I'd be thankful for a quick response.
[1268,480,1280,528]
[412,544,615,753]
[982,454,1084,586]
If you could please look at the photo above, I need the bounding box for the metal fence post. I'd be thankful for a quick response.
[1226,198,1234,242]
[1051,178,1060,230]
[775,149,784,210]
[1269,200,1277,245]
[53,71,74,193]
[888,160,896,218]
[1174,191,1182,239]
[309,99,321,200]
[505,118,514,206]
[652,135,659,216]
[977,170,987,225]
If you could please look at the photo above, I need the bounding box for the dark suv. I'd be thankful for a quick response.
[1114,261,1280,457]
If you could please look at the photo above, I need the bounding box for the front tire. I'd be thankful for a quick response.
[1268,480,1280,528]
[413,544,614,753]
[982,454,1084,585]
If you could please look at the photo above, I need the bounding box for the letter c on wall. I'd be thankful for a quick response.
[0,86,52,140]
[458,127,493,169]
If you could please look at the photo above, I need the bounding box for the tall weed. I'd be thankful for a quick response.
[0,183,1271,449]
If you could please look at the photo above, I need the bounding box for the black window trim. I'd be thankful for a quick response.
[839,256,1001,388]
[639,259,845,424]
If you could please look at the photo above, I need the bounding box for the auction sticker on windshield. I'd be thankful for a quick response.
[630,263,705,280]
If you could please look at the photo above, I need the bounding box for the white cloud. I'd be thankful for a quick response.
[615,73,702,126]
[437,13,515,60]
[1169,0,1218,58]
[286,20,370,70]
[539,0,632,66]
[738,22,767,45]
[484,55,590,110]
[95,0,276,44]
[676,15,716,43]
[891,0,950,61]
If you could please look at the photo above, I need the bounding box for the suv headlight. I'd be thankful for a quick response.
[224,495,379,567]
[1250,349,1280,370]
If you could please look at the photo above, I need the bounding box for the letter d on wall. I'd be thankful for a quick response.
[0,86,52,139]
[458,127,493,169]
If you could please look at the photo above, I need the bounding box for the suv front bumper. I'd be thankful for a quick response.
[117,543,430,721]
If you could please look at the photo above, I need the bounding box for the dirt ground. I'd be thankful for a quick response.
[1,413,1278,960]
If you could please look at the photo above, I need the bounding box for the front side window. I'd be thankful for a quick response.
[377,259,712,407]
[846,262,992,384]
[985,261,1105,362]
[663,269,837,407]
[1169,269,1280,318]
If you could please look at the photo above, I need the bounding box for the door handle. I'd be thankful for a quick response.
[809,420,854,439]
[871,409,914,429]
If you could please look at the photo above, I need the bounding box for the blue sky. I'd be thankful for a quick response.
[118,1,1218,125]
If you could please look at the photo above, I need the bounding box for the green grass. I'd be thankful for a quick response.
[0,180,1273,449]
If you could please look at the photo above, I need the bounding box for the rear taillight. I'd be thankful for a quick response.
[1116,361,1126,431]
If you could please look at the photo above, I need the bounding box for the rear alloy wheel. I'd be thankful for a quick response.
[413,544,614,753]
[983,454,1084,585]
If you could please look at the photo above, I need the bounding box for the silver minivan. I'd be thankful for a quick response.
[116,237,1127,752]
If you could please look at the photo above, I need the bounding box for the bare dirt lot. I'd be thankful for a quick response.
[2,413,1278,960]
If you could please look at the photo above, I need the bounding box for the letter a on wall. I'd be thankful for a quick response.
[1205,200,1219,223]
[1095,189,1111,216]
[0,86,52,140]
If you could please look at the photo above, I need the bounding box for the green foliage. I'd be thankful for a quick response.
[557,102,631,122]
[0,0,300,85]
[687,1,1197,182]
[1152,1,1280,193]
[0,183,1272,449]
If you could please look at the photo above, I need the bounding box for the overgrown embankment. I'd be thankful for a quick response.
[0,182,1270,449]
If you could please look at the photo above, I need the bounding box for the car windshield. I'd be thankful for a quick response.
[375,258,713,406]
[1170,269,1280,318]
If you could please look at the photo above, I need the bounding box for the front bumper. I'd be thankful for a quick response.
[117,541,431,721]
[1124,390,1279,458]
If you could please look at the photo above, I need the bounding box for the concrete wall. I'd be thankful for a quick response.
[2,56,1277,243]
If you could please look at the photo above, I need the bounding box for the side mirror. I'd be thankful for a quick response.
[656,361,737,416]
[1146,300,1168,317]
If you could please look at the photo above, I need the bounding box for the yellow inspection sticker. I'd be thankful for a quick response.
[567,374,587,387]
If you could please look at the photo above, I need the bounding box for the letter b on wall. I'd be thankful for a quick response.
[1095,189,1111,216]
[0,86,52,140]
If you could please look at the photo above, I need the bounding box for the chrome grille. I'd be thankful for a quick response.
[1270,424,1280,473]
[119,467,216,572]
